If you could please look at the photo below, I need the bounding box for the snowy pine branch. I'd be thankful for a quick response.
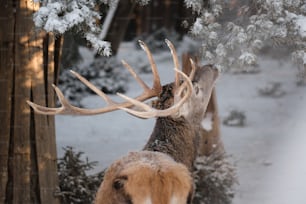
[34,0,306,72]
[33,0,151,56]
[34,0,112,56]
[186,0,306,72]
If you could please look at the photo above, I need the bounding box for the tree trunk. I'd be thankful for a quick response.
[104,0,136,55]
[0,1,61,203]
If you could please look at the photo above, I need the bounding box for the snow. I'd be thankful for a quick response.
[218,59,306,204]
[56,41,306,204]
[296,15,306,38]
[202,112,213,131]
[190,18,204,35]
[238,52,257,66]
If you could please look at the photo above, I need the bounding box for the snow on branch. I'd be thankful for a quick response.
[34,0,151,56]
[185,0,306,72]
[135,0,151,6]
[34,0,112,56]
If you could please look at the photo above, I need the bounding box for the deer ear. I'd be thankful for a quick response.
[113,176,128,190]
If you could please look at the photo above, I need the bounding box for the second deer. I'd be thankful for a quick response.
[27,40,219,204]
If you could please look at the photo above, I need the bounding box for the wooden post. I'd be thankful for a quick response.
[0,1,60,203]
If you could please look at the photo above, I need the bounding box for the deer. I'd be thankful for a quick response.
[27,39,219,204]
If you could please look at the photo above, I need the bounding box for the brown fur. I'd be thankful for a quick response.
[143,115,199,170]
[95,151,193,204]
[144,65,219,170]
[198,89,225,156]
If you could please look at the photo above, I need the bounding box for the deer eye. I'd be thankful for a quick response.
[194,84,200,95]
[113,176,127,190]
[113,179,124,190]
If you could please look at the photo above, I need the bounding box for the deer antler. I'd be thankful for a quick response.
[27,40,194,118]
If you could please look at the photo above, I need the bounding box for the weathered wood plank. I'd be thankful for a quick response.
[32,33,60,204]
[1,1,61,203]
[11,1,34,202]
[0,1,14,202]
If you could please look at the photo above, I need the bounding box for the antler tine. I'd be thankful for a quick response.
[117,68,193,119]
[174,59,196,98]
[121,60,151,93]
[27,99,63,115]
[165,39,180,89]
[27,84,82,115]
[189,58,196,81]
[138,40,162,93]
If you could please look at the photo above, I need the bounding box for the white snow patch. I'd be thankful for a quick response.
[143,197,152,204]
[296,15,306,37]
[190,18,204,35]
[202,112,213,131]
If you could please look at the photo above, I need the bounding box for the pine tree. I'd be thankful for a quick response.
[186,0,306,78]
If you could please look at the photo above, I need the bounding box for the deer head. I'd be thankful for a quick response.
[27,40,219,204]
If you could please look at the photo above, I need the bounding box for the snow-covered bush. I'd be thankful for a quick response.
[58,56,128,107]
[193,153,237,204]
[258,81,286,97]
[56,146,104,204]
[223,110,247,127]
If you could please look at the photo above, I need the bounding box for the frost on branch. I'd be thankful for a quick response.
[135,0,151,6]
[185,0,306,74]
[184,0,205,14]
[34,0,152,56]
[191,18,204,35]
[236,52,260,73]
[85,33,111,56]
[33,0,112,56]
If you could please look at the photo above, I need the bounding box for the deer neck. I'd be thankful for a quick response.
[143,116,200,170]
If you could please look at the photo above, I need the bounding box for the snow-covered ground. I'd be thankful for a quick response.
[56,41,306,204]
